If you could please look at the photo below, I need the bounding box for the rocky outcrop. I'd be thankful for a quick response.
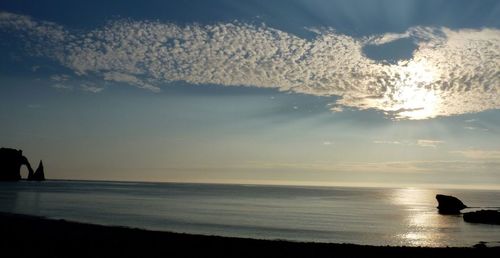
[435,194,467,214]
[436,193,500,225]
[29,160,45,181]
[0,147,45,181]
[463,210,500,225]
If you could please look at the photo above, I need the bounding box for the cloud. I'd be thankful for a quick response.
[80,83,104,93]
[462,119,489,131]
[328,103,344,112]
[0,12,67,57]
[50,74,70,82]
[374,139,444,148]
[416,139,444,148]
[373,140,402,145]
[1,11,499,119]
[451,150,500,160]
[244,159,500,174]
[103,72,160,92]
[51,83,73,90]
[464,126,488,131]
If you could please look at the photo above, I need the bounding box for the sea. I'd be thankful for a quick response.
[0,180,499,247]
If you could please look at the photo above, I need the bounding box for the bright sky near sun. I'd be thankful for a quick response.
[0,0,499,189]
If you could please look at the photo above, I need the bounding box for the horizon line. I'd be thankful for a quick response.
[40,178,500,191]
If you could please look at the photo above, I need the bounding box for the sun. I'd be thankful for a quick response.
[395,85,439,120]
[390,59,441,120]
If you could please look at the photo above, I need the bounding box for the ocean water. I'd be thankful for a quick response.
[0,180,499,247]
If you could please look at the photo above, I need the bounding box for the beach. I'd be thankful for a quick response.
[0,212,499,258]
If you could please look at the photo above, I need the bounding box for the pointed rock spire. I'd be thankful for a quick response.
[31,160,45,181]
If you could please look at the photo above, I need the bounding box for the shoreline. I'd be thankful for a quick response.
[1,212,499,257]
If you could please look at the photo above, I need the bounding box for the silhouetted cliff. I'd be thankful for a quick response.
[0,147,45,181]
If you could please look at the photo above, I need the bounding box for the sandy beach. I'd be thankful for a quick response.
[0,212,498,258]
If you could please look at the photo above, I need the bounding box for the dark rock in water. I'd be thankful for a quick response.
[0,147,45,181]
[29,160,45,181]
[436,194,467,214]
[463,210,500,225]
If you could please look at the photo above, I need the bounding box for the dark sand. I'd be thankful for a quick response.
[0,212,498,258]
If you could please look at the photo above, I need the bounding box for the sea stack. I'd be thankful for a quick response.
[436,194,467,214]
[29,160,45,181]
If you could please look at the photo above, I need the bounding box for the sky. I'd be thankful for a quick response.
[0,0,499,189]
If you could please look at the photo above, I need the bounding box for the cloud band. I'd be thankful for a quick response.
[1,11,499,119]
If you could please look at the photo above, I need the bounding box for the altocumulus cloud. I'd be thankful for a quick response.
[1,12,499,119]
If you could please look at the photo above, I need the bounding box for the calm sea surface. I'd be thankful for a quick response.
[0,180,499,247]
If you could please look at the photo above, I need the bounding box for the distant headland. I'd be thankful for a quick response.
[0,147,45,181]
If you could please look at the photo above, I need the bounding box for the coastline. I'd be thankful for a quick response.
[0,212,498,258]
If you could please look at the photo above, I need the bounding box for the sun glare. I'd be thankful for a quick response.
[395,86,439,120]
[390,59,441,120]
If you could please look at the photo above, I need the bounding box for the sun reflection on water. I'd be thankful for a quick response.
[391,188,448,247]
